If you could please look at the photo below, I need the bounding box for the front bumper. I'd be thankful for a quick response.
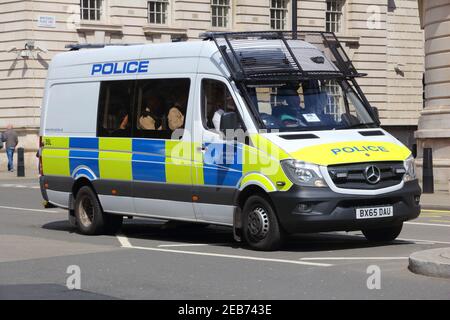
[270,180,421,234]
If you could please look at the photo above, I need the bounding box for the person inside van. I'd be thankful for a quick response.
[139,95,163,130]
[212,108,224,131]
[272,85,306,127]
[119,114,129,130]
[166,90,188,132]
[167,105,184,131]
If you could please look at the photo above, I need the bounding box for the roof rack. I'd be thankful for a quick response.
[65,43,142,51]
[201,31,366,82]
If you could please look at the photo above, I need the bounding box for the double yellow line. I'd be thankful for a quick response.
[421,209,450,214]
[420,209,450,223]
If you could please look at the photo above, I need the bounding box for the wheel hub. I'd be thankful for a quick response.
[78,196,94,227]
[247,206,269,239]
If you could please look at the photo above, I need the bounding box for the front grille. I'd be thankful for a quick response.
[327,161,404,190]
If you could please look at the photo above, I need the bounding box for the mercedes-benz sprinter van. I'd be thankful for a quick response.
[39,31,421,250]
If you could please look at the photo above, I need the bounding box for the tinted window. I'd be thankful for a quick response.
[97,80,134,137]
[201,79,243,131]
[134,78,190,139]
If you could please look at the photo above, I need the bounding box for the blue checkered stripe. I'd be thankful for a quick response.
[67,137,243,187]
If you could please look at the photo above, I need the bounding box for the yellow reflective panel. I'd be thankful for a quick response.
[42,137,69,149]
[242,138,292,192]
[99,138,132,152]
[290,141,411,166]
[191,142,204,185]
[99,151,132,180]
[42,149,70,176]
[240,173,277,192]
[165,140,192,185]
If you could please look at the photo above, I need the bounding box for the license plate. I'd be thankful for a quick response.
[356,206,393,219]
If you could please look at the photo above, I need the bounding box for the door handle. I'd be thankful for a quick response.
[197,146,207,153]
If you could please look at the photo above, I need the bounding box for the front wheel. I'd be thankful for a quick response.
[362,223,403,242]
[242,195,284,251]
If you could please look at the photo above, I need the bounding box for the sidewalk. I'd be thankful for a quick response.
[409,247,450,279]
[0,169,39,181]
[420,193,450,211]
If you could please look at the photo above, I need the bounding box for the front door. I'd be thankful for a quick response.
[192,77,245,225]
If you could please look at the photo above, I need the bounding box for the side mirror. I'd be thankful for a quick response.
[220,112,238,131]
[371,106,380,122]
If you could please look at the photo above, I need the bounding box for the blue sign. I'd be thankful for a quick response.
[91,60,149,75]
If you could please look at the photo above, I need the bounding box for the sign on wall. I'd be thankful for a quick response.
[37,16,56,28]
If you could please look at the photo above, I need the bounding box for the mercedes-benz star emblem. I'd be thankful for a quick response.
[365,165,381,184]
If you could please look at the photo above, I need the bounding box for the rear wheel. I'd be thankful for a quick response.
[362,223,403,242]
[74,186,123,235]
[242,195,284,251]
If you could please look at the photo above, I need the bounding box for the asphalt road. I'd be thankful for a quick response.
[0,178,449,300]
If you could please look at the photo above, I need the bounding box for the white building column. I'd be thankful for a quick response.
[415,0,450,193]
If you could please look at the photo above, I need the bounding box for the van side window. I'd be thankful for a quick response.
[201,79,243,131]
[97,80,134,137]
[134,78,190,139]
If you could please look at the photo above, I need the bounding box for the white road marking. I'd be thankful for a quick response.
[405,221,450,228]
[0,184,40,189]
[116,234,133,248]
[300,257,408,261]
[0,205,61,213]
[397,237,450,245]
[116,234,332,267]
[157,243,229,248]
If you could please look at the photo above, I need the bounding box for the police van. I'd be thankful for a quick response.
[39,31,421,250]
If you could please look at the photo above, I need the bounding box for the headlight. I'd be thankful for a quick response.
[403,155,416,182]
[281,160,327,187]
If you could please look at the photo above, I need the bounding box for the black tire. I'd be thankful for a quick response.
[362,223,403,242]
[242,195,284,251]
[74,186,123,235]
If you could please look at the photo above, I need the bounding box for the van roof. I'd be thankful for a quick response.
[51,39,320,67]
[50,40,210,69]
[48,31,362,82]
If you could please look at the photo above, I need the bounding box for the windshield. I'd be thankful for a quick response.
[246,79,377,131]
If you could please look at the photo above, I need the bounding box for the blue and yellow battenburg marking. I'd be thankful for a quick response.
[42,137,248,187]
[41,136,411,191]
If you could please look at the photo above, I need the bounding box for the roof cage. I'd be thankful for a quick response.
[65,43,142,51]
[201,31,365,82]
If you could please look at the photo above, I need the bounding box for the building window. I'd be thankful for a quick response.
[324,80,344,121]
[211,0,230,28]
[80,0,103,21]
[270,0,288,30]
[148,0,169,25]
[326,0,344,33]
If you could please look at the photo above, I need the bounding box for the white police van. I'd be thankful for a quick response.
[39,31,421,250]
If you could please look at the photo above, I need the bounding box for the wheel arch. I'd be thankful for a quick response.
[235,184,276,212]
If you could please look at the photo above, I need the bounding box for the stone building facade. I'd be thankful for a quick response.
[0,0,424,171]
[416,0,450,193]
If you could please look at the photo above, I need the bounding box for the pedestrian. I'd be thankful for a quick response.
[3,124,18,172]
